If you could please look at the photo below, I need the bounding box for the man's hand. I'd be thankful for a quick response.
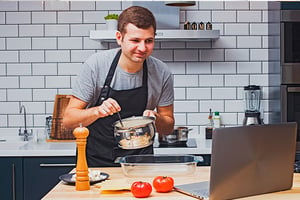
[97,98,121,117]
[63,96,122,129]
[143,105,174,135]
[143,109,157,119]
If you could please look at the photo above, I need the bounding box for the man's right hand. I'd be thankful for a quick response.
[96,98,121,117]
[63,96,121,129]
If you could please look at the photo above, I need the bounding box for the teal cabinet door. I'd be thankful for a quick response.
[0,157,24,200]
[23,157,75,200]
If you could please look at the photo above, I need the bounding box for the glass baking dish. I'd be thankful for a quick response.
[119,154,201,177]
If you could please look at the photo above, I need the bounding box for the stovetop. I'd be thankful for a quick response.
[153,138,197,148]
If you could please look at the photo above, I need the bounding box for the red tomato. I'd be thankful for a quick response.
[131,181,152,198]
[153,176,174,193]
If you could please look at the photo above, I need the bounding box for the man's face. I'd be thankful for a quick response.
[116,23,155,64]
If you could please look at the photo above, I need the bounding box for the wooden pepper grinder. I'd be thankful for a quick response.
[73,123,90,191]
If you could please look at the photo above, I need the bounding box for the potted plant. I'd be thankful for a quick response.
[104,13,119,20]
[104,14,119,30]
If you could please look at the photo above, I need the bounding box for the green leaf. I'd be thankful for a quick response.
[104,14,119,20]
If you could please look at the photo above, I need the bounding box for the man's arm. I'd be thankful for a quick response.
[143,104,174,135]
[63,96,121,129]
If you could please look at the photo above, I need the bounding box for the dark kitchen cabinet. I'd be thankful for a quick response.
[23,157,75,200]
[0,156,75,200]
[0,157,24,200]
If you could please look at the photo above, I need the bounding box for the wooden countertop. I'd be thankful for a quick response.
[43,167,300,200]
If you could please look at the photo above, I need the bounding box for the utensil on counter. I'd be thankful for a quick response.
[113,116,156,149]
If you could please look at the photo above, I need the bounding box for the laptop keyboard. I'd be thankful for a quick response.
[193,188,209,198]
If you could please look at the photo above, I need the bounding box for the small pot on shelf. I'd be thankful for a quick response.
[104,14,118,30]
[105,19,117,30]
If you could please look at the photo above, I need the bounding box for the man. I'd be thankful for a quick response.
[63,6,174,167]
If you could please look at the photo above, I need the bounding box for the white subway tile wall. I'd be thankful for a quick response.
[0,1,281,138]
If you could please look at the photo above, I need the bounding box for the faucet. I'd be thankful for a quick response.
[19,105,32,141]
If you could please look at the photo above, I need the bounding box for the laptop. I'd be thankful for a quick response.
[174,122,297,200]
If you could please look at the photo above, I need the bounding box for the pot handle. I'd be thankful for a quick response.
[125,128,136,140]
[124,132,131,140]
[194,155,204,164]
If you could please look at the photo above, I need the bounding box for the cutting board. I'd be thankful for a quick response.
[50,94,75,140]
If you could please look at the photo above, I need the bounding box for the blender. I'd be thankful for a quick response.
[243,85,262,125]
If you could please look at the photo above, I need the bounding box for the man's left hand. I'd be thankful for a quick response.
[143,110,157,120]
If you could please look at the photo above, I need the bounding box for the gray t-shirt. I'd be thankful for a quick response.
[72,48,174,110]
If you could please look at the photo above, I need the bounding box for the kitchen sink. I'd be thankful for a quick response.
[0,135,33,150]
[0,141,29,149]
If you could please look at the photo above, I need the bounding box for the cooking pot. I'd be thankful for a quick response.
[159,126,192,144]
[113,116,156,149]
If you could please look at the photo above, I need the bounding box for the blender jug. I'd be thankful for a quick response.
[243,85,262,125]
[244,85,261,112]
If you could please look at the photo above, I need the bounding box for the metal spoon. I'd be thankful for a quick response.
[117,112,124,127]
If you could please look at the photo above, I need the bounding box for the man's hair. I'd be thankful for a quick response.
[118,6,156,34]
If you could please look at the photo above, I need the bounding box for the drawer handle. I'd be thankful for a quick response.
[12,164,15,200]
[39,163,75,167]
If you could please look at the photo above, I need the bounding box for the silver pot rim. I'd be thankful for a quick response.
[113,116,155,129]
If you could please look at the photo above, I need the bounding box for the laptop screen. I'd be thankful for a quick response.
[174,123,297,200]
[209,123,297,200]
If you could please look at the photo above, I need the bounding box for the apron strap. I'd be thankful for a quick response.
[96,50,121,105]
[142,60,148,90]
[96,50,148,106]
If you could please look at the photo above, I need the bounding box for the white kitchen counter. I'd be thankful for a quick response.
[154,138,212,155]
[0,141,76,157]
[0,137,212,157]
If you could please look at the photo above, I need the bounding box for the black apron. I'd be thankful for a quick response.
[86,50,153,167]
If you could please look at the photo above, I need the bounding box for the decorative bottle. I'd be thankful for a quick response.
[213,111,221,128]
[205,109,214,139]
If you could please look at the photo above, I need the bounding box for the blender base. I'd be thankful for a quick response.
[243,112,262,126]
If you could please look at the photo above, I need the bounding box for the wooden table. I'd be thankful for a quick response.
[43,167,300,200]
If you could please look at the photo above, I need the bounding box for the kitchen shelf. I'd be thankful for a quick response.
[90,29,220,42]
